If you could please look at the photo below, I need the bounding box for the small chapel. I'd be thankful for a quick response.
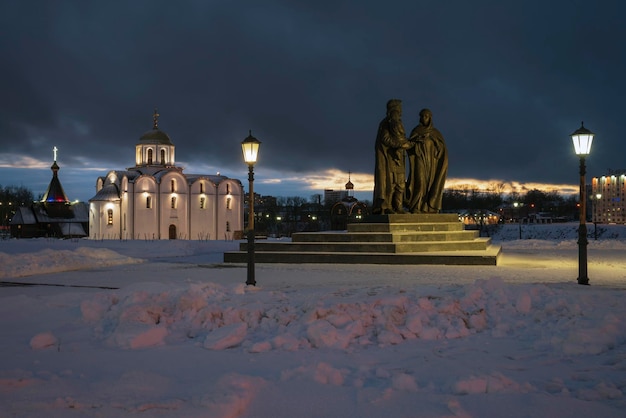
[9,148,89,238]
[89,111,244,240]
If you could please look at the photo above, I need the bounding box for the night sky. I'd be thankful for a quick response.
[2,0,625,202]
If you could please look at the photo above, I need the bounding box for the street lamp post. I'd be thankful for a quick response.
[241,131,261,286]
[513,202,522,239]
[570,122,594,285]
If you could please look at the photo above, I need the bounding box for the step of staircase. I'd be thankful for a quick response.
[292,230,479,243]
[240,237,491,253]
[223,245,502,266]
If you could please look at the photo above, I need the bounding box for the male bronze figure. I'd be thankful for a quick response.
[372,99,411,214]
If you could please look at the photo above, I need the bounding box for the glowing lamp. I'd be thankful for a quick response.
[570,122,594,156]
[241,131,261,166]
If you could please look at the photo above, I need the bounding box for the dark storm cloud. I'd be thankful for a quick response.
[2,0,626,191]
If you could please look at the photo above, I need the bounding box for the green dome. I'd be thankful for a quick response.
[139,128,173,145]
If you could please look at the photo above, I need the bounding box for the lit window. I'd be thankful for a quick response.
[107,209,113,225]
[226,197,231,210]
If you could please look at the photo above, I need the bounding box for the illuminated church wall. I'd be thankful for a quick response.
[89,112,243,240]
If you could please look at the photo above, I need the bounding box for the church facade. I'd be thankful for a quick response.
[89,113,244,240]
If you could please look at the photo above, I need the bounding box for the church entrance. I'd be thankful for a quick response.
[169,224,177,239]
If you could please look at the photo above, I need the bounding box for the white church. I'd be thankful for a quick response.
[89,111,244,240]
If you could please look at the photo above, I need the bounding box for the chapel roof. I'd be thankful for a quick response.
[41,161,70,204]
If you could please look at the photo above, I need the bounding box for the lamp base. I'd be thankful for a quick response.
[246,229,256,286]
[577,223,589,286]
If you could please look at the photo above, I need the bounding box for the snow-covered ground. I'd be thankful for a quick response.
[1,222,625,417]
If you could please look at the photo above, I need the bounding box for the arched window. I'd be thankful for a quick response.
[161,149,166,165]
[200,197,206,209]
[107,209,113,225]
[200,182,204,194]
[226,196,232,210]
[147,149,153,165]
[171,179,175,193]
[226,183,230,194]
[146,196,152,209]
[171,196,177,209]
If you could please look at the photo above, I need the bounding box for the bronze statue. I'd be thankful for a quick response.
[372,99,411,214]
[405,108,448,213]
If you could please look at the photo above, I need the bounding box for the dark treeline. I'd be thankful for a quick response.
[252,188,580,236]
[443,188,577,214]
[0,184,34,204]
[1,184,35,227]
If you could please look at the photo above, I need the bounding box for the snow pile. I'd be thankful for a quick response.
[0,246,143,279]
[80,278,626,359]
[0,238,240,279]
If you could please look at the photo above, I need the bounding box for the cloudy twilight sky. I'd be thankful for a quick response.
[1,0,625,202]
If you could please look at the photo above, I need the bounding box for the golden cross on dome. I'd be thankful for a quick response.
[153,108,160,129]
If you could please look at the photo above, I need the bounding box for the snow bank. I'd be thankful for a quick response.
[80,278,626,359]
[0,246,143,279]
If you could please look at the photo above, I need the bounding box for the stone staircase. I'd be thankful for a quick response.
[223,213,501,265]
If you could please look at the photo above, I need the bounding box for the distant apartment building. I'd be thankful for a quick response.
[324,173,356,205]
[324,188,348,205]
[592,169,626,224]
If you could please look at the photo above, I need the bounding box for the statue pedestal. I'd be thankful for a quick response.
[224,213,501,266]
